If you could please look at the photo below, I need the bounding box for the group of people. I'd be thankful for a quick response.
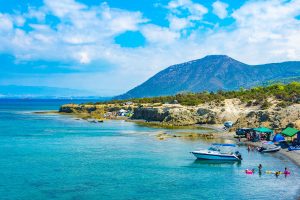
[246,132,270,142]
[246,164,290,177]
[274,167,291,177]
[247,145,256,151]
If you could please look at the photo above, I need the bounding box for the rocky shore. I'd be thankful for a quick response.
[59,98,300,129]
[131,99,300,129]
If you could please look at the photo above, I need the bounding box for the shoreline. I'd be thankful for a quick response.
[126,118,214,130]
[35,110,300,167]
[242,140,300,167]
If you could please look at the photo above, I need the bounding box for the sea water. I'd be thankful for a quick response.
[0,99,299,200]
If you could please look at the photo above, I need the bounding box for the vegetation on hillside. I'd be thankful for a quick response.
[94,82,300,107]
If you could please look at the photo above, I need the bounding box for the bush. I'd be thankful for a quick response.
[97,82,300,107]
[276,101,292,108]
[261,101,271,110]
[246,101,252,107]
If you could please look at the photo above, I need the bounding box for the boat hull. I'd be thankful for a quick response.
[288,146,300,151]
[261,148,280,153]
[191,152,240,161]
[258,146,281,153]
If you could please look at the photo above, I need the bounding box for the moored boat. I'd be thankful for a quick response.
[257,141,281,153]
[288,145,300,151]
[191,143,242,161]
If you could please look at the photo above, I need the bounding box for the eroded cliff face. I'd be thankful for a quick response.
[235,105,300,129]
[130,107,168,122]
[59,99,300,129]
[132,106,219,126]
[131,99,300,128]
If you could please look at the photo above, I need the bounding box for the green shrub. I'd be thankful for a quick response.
[98,82,300,107]
[261,101,271,110]
[276,101,292,108]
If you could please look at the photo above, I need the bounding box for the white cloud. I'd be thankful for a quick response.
[167,0,208,16]
[167,15,190,30]
[26,7,46,21]
[166,0,208,30]
[141,24,180,44]
[0,14,13,31]
[44,0,86,18]
[13,16,25,27]
[1,0,300,95]
[187,3,208,20]
[212,1,229,19]
[102,5,147,35]
[0,0,147,64]
[78,51,91,64]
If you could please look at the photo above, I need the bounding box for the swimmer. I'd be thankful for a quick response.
[284,167,290,175]
[258,164,262,171]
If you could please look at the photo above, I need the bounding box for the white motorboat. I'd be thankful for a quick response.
[257,141,281,153]
[191,143,242,161]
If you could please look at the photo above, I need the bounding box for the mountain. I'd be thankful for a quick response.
[116,55,300,99]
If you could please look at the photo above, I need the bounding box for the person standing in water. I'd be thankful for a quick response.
[258,164,262,172]
[284,167,290,177]
[258,164,262,176]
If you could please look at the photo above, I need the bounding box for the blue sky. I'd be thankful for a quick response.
[0,0,300,96]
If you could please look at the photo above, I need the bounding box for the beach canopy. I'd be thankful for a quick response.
[281,127,299,137]
[272,134,285,142]
[212,143,236,147]
[253,127,273,133]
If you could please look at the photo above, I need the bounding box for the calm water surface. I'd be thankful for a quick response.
[0,99,299,200]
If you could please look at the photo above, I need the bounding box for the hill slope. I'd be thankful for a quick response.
[116,55,300,99]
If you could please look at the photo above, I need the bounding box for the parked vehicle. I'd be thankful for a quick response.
[235,128,252,137]
[224,121,233,129]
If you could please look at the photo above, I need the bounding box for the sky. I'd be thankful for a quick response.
[0,0,300,96]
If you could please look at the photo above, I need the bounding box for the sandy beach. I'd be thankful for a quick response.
[199,124,300,167]
[243,140,300,167]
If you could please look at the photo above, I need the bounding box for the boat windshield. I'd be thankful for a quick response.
[210,145,236,154]
[208,146,220,151]
[206,144,237,154]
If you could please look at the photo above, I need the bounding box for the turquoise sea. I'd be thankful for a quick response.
[0,99,299,200]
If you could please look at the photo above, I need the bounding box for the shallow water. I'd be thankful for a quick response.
[0,99,299,200]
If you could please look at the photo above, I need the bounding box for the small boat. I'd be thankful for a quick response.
[87,118,98,123]
[288,145,300,151]
[257,142,281,153]
[191,143,242,161]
